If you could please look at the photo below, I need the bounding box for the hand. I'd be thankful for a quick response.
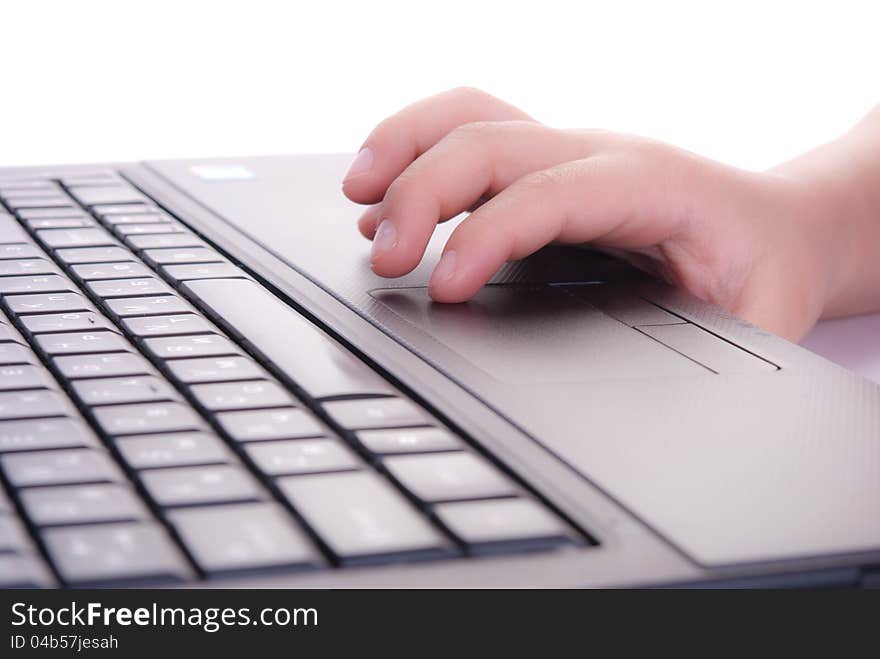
[342,87,874,342]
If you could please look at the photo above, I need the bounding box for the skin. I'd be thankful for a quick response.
[342,87,880,342]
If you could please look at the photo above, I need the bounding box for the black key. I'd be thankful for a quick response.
[87,277,172,298]
[0,274,73,295]
[93,402,204,436]
[140,464,264,507]
[102,213,168,226]
[245,439,360,476]
[35,330,132,356]
[21,484,148,525]
[36,228,117,249]
[122,313,215,337]
[0,418,97,453]
[115,223,186,237]
[166,356,266,384]
[0,390,72,420]
[384,453,517,502]
[71,261,153,280]
[126,233,205,250]
[0,343,38,365]
[20,311,115,334]
[143,334,239,360]
[72,375,178,406]
[17,207,89,220]
[181,279,396,399]
[356,427,464,454]
[218,408,324,442]
[0,258,57,276]
[116,431,231,469]
[143,247,224,267]
[5,291,94,315]
[323,398,431,430]
[104,295,192,319]
[1,449,122,487]
[26,217,96,229]
[0,244,43,260]
[168,503,319,574]
[68,185,149,207]
[278,471,451,563]
[434,499,571,552]
[43,522,191,585]
[162,263,247,282]
[0,215,30,242]
[56,246,136,264]
[92,203,159,217]
[190,380,294,411]
[54,352,154,379]
[0,364,57,390]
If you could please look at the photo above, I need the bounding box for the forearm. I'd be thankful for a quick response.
[771,105,880,318]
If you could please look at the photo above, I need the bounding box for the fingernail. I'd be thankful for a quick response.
[430,250,457,286]
[344,147,373,182]
[371,219,397,260]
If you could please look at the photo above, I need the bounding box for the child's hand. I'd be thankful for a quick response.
[343,88,880,342]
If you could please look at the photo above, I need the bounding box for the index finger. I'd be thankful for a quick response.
[342,87,533,204]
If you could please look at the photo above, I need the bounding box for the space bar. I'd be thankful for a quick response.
[181,278,395,399]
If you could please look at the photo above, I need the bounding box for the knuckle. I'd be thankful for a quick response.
[517,165,574,192]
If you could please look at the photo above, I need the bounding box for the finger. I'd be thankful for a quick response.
[342,87,533,204]
[356,204,382,240]
[427,153,704,302]
[369,123,617,277]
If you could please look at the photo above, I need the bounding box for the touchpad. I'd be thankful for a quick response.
[369,286,708,383]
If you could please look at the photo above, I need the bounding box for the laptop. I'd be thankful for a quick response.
[0,153,877,588]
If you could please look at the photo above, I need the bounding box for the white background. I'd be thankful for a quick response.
[2,0,879,378]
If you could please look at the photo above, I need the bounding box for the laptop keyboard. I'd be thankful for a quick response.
[0,171,580,586]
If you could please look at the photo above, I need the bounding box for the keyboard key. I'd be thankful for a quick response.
[93,402,204,436]
[71,261,153,280]
[143,247,224,266]
[56,246,136,264]
[21,484,148,525]
[0,364,56,390]
[87,277,172,298]
[37,228,117,249]
[0,553,54,588]
[54,352,154,379]
[190,380,295,411]
[101,213,168,226]
[60,172,121,187]
[0,258,57,276]
[104,295,192,319]
[5,291,94,315]
[35,330,132,356]
[0,274,73,294]
[0,418,97,453]
[0,244,43,260]
[278,471,451,563]
[356,427,464,454]
[26,217,96,230]
[0,515,33,552]
[434,499,571,552]
[144,334,239,359]
[0,180,55,192]
[43,522,191,585]
[92,203,158,217]
[0,322,25,344]
[3,187,61,200]
[245,439,360,476]
[1,449,122,487]
[168,503,319,575]
[218,408,324,442]
[166,356,266,383]
[122,313,215,337]
[162,263,247,282]
[20,311,115,334]
[116,431,231,469]
[0,390,72,420]
[0,214,30,242]
[0,343,38,365]
[72,375,178,406]
[141,464,264,507]
[7,199,73,210]
[126,233,205,250]
[182,278,396,399]
[384,453,518,503]
[17,207,89,220]
[68,185,149,207]
[115,223,186,236]
[323,398,432,430]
